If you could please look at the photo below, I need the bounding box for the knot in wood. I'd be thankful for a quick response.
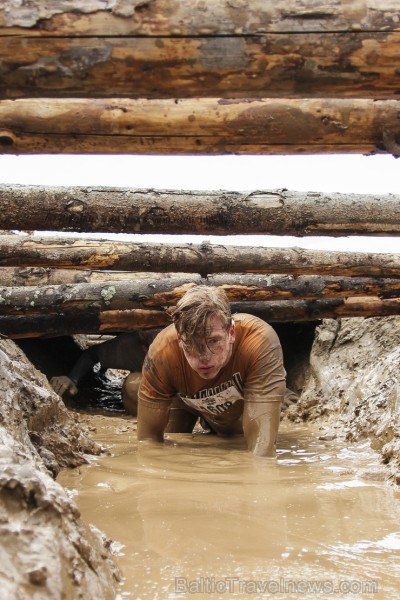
[0,131,16,147]
[65,200,84,214]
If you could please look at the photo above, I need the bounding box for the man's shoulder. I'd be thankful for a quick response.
[233,313,280,346]
[149,323,178,354]
[233,312,273,331]
[143,324,180,381]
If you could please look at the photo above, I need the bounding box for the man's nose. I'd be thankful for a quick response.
[197,345,212,359]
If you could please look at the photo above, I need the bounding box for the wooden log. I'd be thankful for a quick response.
[233,297,400,321]
[0,277,202,315]
[0,309,170,339]
[1,98,399,155]
[1,275,400,319]
[0,267,180,286]
[2,297,400,339]
[0,1,399,99]
[1,236,400,278]
[2,1,398,35]
[210,275,400,302]
[2,187,400,236]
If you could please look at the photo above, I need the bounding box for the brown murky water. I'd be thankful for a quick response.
[58,416,400,600]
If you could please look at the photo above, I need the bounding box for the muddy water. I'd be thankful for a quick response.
[58,416,400,600]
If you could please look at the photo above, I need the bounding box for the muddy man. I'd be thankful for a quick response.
[50,331,157,415]
[138,285,288,457]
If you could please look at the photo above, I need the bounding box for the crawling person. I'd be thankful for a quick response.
[137,285,287,457]
[50,331,158,415]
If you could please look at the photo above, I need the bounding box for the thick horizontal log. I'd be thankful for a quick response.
[0,277,203,316]
[231,297,400,321]
[2,297,400,339]
[0,267,176,287]
[211,275,400,302]
[1,98,399,155]
[1,236,400,279]
[1,275,400,319]
[1,1,398,35]
[0,0,399,100]
[0,310,171,339]
[2,187,400,236]
[1,33,398,100]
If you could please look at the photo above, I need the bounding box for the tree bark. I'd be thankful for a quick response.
[0,98,399,155]
[0,1,399,100]
[2,1,398,35]
[1,236,400,279]
[2,297,400,339]
[2,187,400,236]
[230,297,400,321]
[1,275,400,319]
[0,277,202,315]
[0,267,174,287]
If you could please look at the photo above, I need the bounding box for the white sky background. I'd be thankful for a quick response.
[0,153,399,252]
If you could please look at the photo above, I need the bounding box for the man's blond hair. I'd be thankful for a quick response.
[168,285,231,348]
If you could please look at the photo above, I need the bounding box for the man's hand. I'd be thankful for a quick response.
[50,376,78,397]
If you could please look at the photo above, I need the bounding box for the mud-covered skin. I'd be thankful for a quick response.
[121,371,142,415]
[138,314,286,456]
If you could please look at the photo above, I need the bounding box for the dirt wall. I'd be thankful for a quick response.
[285,316,400,484]
[0,338,120,598]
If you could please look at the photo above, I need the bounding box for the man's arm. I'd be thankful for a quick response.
[241,321,286,457]
[50,346,100,396]
[242,398,282,457]
[137,401,171,443]
[137,326,179,443]
[51,332,147,397]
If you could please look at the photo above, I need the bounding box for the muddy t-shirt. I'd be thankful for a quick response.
[139,314,286,431]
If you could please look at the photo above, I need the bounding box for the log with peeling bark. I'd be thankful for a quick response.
[2,297,400,339]
[0,267,180,287]
[231,297,400,321]
[0,98,399,155]
[2,187,400,236]
[1,275,400,321]
[1,236,400,278]
[0,310,171,339]
[2,0,398,35]
[0,1,399,100]
[0,278,201,317]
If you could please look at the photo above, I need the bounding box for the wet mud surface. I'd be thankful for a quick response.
[59,416,400,600]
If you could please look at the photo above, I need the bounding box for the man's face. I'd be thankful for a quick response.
[178,315,235,380]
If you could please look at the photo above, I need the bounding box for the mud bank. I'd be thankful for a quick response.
[0,337,120,599]
[285,316,400,485]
